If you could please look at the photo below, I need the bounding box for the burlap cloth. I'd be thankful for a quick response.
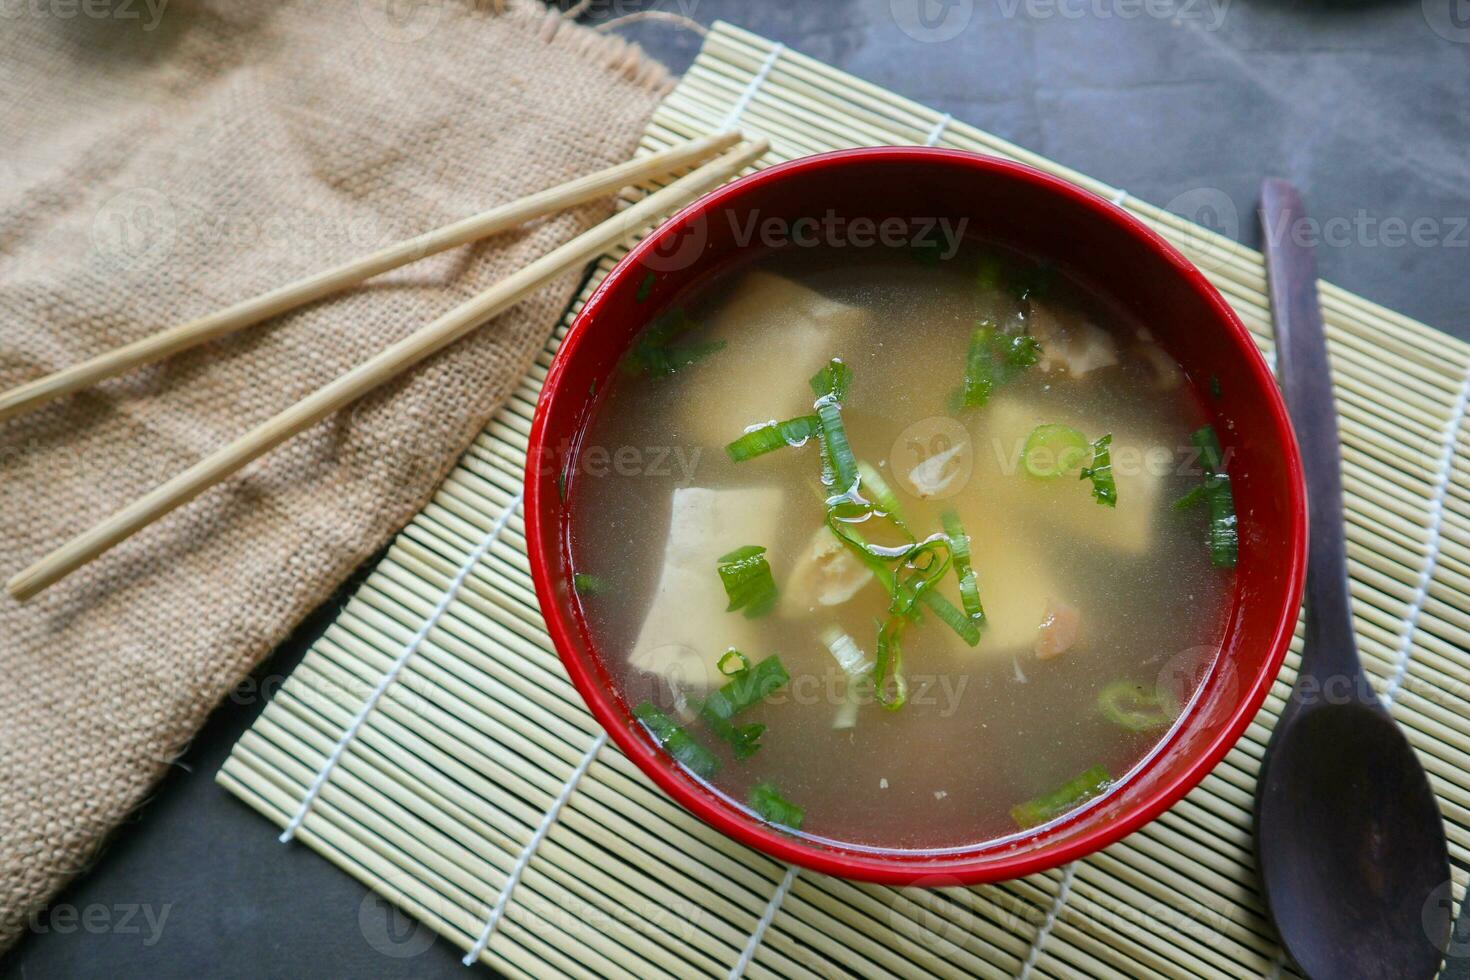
[0,0,668,950]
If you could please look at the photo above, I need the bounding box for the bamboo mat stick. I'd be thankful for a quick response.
[6,138,768,601]
[0,132,741,425]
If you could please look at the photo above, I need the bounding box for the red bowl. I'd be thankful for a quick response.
[525,148,1306,884]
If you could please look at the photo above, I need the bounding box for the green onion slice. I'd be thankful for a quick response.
[873,616,909,711]
[1010,765,1112,829]
[1097,681,1177,731]
[633,702,718,779]
[718,648,751,676]
[857,460,907,529]
[725,415,821,463]
[699,654,790,723]
[1204,472,1238,567]
[890,536,952,620]
[1022,424,1091,479]
[749,782,805,830]
[622,309,725,377]
[940,511,987,629]
[816,399,859,492]
[717,546,778,618]
[809,358,853,403]
[636,270,655,303]
[962,323,999,408]
[1178,425,1238,568]
[571,573,605,596]
[1079,433,1117,507]
[961,321,1043,409]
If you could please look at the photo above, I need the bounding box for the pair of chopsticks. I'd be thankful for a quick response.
[4,132,768,601]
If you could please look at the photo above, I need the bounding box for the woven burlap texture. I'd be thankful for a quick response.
[0,0,668,949]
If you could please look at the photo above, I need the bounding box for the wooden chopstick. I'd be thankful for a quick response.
[7,139,769,601]
[0,131,742,425]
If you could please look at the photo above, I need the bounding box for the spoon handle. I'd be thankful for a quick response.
[1261,178,1364,686]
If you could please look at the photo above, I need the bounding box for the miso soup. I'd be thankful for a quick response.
[566,242,1238,851]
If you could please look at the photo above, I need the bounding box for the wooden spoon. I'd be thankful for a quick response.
[1255,177,1451,979]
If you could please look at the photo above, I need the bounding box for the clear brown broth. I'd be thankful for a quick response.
[568,243,1234,851]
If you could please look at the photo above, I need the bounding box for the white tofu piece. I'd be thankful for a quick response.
[685,269,871,445]
[971,396,1163,555]
[630,486,783,692]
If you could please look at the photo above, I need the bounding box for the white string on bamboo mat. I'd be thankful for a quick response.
[1382,364,1470,705]
[923,112,952,147]
[1017,862,1077,980]
[278,491,525,844]
[722,42,784,130]
[728,864,798,980]
[463,732,609,967]
[1110,188,1129,207]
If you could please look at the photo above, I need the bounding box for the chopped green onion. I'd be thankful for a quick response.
[821,626,871,677]
[1079,433,1117,507]
[1022,424,1091,478]
[1179,425,1238,568]
[940,511,987,630]
[636,270,655,303]
[634,702,718,779]
[816,400,859,491]
[1173,483,1207,511]
[1097,681,1177,731]
[1209,375,1223,400]
[1204,472,1238,567]
[749,782,805,830]
[873,616,908,711]
[961,321,1043,409]
[697,652,788,759]
[718,648,751,676]
[976,252,1004,292]
[809,358,853,403]
[1010,765,1112,829]
[1192,424,1225,472]
[822,627,872,730]
[699,653,790,723]
[890,537,952,620]
[717,546,778,618]
[857,460,907,529]
[556,467,567,502]
[919,590,982,646]
[571,573,605,596]
[622,309,725,377]
[962,323,999,408]
[725,415,821,462]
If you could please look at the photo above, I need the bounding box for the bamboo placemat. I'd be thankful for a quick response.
[218,21,1470,979]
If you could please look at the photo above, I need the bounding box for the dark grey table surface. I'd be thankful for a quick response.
[6,2,1469,978]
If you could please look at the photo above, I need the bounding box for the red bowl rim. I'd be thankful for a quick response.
[525,147,1307,884]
